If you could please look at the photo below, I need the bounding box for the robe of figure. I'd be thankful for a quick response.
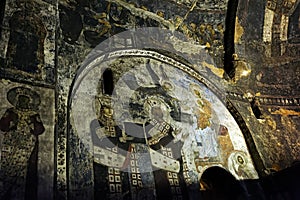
[0,106,44,200]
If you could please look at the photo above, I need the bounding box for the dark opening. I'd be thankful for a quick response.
[224,0,239,79]
[102,68,114,95]
[200,167,247,200]
[250,98,263,119]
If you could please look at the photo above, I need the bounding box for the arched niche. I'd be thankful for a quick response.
[67,49,259,199]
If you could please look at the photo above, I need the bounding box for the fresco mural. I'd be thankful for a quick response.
[0,0,56,85]
[0,80,54,200]
[70,51,258,199]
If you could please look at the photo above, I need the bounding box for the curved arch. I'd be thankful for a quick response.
[200,166,247,200]
[262,0,300,57]
[70,49,225,101]
[226,100,267,177]
[67,48,260,199]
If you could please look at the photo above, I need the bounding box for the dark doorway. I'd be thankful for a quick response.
[200,167,247,200]
[102,68,114,95]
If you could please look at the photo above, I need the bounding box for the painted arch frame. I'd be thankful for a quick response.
[67,48,259,199]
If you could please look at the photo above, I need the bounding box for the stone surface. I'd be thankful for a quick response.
[0,0,299,199]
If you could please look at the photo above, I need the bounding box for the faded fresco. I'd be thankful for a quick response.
[0,0,56,85]
[0,79,54,200]
[70,53,258,199]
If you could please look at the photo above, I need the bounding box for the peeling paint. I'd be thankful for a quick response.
[201,61,224,78]
[234,17,244,44]
[108,0,175,30]
[170,35,206,54]
[271,108,300,116]
[233,60,251,82]
[262,115,277,130]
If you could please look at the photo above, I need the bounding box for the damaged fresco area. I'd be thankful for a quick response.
[0,79,55,200]
[232,0,300,171]
[69,52,258,199]
[254,104,300,170]
[0,0,56,85]
[57,0,226,66]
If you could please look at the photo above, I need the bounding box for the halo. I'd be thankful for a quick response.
[94,95,114,118]
[189,83,202,95]
[234,151,248,166]
[161,80,174,91]
[143,96,170,116]
[7,86,41,111]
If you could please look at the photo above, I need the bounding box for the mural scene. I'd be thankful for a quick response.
[70,55,258,199]
[0,80,55,200]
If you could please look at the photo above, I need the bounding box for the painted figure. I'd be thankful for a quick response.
[121,95,188,200]
[192,87,219,160]
[0,87,45,200]
[227,151,255,179]
[195,126,218,160]
[90,95,131,200]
